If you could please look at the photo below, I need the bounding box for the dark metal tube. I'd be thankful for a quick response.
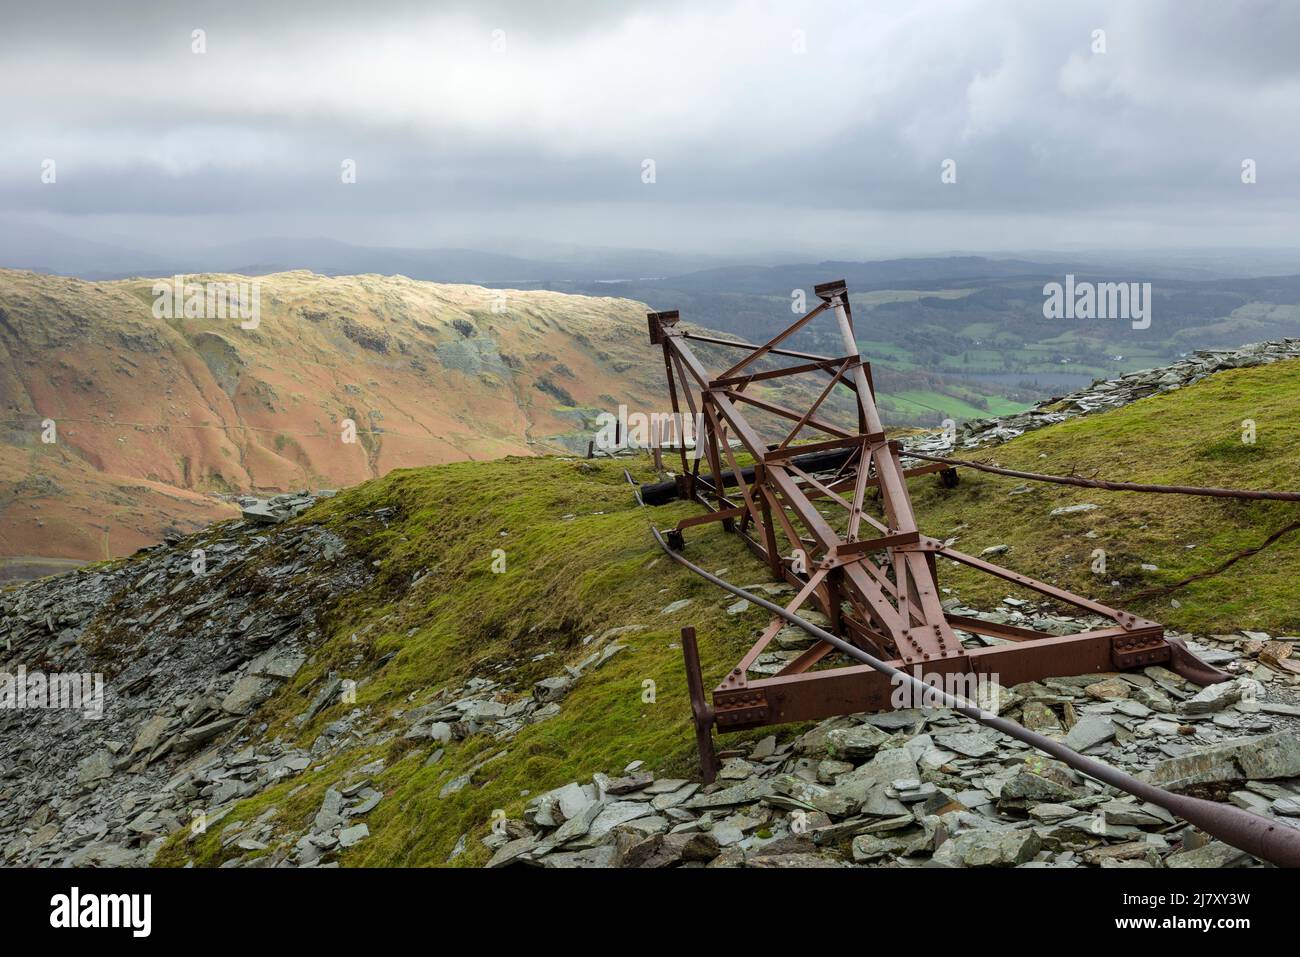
[639,446,858,505]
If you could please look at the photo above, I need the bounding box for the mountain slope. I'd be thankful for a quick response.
[1,353,1298,868]
[0,270,664,564]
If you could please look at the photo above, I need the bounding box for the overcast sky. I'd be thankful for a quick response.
[1,0,1298,259]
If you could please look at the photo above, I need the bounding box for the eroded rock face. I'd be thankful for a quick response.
[0,271,673,564]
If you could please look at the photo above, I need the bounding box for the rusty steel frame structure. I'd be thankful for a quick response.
[646,279,1227,780]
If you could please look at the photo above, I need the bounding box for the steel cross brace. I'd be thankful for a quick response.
[645,280,1229,777]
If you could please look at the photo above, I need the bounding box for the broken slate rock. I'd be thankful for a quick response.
[831,748,919,804]
[686,779,772,809]
[582,801,654,844]
[1178,680,1243,716]
[825,724,890,760]
[932,828,1042,867]
[1165,840,1251,868]
[532,676,574,703]
[1064,715,1116,752]
[76,750,115,786]
[1143,732,1300,794]
[338,823,370,848]
[770,774,856,817]
[1050,503,1098,516]
[221,675,279,715]
[623,832,721,868]
[933,730,999,758]
[998,766,1078,808]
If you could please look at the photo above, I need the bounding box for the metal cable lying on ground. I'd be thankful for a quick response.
[905,451,1300,502]
[1126,520,1300,601]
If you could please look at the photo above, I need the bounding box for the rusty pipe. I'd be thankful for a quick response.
[649,524,1300,868]
[638,445,858,505]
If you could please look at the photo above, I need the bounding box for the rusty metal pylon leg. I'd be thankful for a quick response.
[679,627,719,783]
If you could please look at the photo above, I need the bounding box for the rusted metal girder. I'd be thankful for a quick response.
[643,278,1231,768]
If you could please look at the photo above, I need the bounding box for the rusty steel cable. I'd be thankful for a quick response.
[905,450,1300,502]
[1126,519,1300,601]
[626,470,1300,867]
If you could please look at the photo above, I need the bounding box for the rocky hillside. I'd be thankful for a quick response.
[2,351,1300,868]
[0,269,665,568]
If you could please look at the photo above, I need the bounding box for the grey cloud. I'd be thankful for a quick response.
[1,0,1297,257]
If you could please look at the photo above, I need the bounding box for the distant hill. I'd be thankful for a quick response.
[643,256,1106,292]
[540,269,1300,425]
[0,222,727,284]
[0,270,667,564]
